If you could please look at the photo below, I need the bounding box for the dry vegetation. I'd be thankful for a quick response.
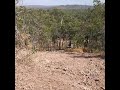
[15,0,105,90]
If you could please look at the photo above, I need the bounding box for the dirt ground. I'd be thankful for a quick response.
[15,49,105,90]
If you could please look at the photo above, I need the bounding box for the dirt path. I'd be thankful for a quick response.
[15,49,105,90]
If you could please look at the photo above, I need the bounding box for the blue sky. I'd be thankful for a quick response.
[18,0,105,6]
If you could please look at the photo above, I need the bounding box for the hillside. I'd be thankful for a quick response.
[15,1,105,90]
[24,5,93,10]
[15,49,105,90]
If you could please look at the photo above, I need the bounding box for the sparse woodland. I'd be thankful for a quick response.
[15,0,105,53]
[15,1,105,89]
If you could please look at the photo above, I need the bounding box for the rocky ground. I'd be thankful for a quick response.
[15,49,105,90]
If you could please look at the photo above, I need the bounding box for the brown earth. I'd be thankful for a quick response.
[15,49,105,90]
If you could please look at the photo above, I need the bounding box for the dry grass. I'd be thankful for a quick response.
[65,48,90,53]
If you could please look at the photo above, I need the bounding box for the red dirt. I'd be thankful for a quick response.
[15,49,105,90]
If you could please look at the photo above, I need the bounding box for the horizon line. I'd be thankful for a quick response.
[17,4,94,6]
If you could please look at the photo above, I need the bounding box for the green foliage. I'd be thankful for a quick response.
[15,1,105,52]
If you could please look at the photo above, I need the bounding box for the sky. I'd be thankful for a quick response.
[18,0,105,6]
